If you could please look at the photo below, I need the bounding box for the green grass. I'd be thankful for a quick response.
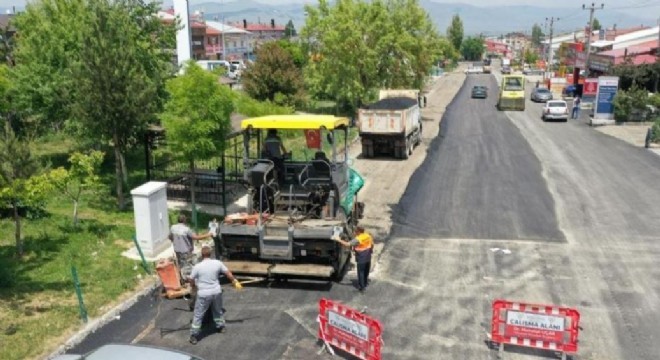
[0,135,151,360]
[0,196,144,360]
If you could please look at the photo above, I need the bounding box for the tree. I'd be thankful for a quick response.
[276,39,306,69]
[160,62,233,221]
[531,23,544,47]
[11,0,175,210]
[243,41,306,108]
[592,18,601,31]
[0,121,50,257]
[447,14,463,52]
[523,48,539,65]
[284,19,297,38]
[460,36,484,61]
[48,151,104,226]
[302,0,443,111]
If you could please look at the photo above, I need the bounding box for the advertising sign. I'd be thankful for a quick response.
[505,310,565,342]
[594,76,619,120]
[583,78,598,96]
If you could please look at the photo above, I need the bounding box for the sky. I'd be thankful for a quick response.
[2,0,659,20]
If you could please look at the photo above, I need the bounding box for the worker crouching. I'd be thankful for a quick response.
[188,246,243,344]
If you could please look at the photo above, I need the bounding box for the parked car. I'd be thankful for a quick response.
[53,344,204,360]
[530,87,553,102]
[501,66,511,74]
[563,84,577,98]
[541,100,569,122]
[471,85,488,99]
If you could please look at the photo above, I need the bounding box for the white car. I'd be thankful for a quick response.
[542,100,569,122]
[464,66,483,74]
[53,344,204,360]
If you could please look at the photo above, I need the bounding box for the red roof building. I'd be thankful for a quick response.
[590,39,659,72]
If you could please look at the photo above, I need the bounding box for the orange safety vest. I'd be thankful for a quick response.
[354,232,373,252]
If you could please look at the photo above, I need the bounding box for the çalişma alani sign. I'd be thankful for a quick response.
[506,311,565,331]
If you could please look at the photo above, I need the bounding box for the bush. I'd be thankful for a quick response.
[613,85,650,121]
[652,118,660,143]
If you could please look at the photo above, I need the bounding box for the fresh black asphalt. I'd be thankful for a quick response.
[392,74,564,242]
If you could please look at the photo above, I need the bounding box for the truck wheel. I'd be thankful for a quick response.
[402,141,410,159]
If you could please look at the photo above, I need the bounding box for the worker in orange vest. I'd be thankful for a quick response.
[333,226,374,292]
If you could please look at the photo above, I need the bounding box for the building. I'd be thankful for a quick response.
[501,32,531,59]
[484,39,510,58]
[205,21,254,61]
[585,25,659,74]
[234,19,286,41]
[589,39,659,74]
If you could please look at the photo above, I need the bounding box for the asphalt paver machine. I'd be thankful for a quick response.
[216,115,365,280]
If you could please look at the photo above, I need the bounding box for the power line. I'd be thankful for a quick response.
[582,3,605,76]
[546,16,560,79]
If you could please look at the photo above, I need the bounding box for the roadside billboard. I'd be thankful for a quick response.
[594,76,619,121]
[582,78,598,104]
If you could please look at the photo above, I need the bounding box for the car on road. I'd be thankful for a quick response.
[471,85,488,99]
[501,65,511,74]
[530,87,553,102]
[541,100,569,121]
[523,68,544,76]
[563,84,577,97]
[53,344,204,360]
[465,66,483,75]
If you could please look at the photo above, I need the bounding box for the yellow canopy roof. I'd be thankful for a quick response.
[241,115,350,130]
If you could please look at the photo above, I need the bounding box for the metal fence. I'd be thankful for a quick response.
[146,130,247,207]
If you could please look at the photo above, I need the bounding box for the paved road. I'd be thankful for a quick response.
[392,74,564,242]
[66,70,660,360]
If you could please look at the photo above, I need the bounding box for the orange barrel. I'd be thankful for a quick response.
[156,258,182,291]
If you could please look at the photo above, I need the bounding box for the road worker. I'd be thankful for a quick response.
[333,226,374,292]
[188,246,242,344]
[263,129,288,184]
[169,214,213,283]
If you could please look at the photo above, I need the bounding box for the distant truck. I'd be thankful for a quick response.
[483,58,492,74]
[502,58,511,67]
[358,89,425,159]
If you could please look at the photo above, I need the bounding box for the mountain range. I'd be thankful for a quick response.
[2,0,652,36]
[187,0,654,36]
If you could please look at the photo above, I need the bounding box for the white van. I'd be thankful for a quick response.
[195,60,238,79]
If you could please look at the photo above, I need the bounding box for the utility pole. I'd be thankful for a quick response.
[546,17,559,80]
[582,3,604,76]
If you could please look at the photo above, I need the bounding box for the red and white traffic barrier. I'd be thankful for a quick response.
[318,298,383,360]
[491,299,580,360]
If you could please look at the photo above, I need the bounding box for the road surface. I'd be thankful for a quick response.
[65,68,660,360]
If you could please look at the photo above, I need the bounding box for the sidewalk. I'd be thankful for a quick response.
[594,122,660,156]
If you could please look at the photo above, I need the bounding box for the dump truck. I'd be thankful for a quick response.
[358,89,424,159]
[497,75,526,111]
[216,115,365,280]
[483,58,492,74]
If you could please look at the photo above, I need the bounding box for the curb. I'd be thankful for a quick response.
[44,278,161,359]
